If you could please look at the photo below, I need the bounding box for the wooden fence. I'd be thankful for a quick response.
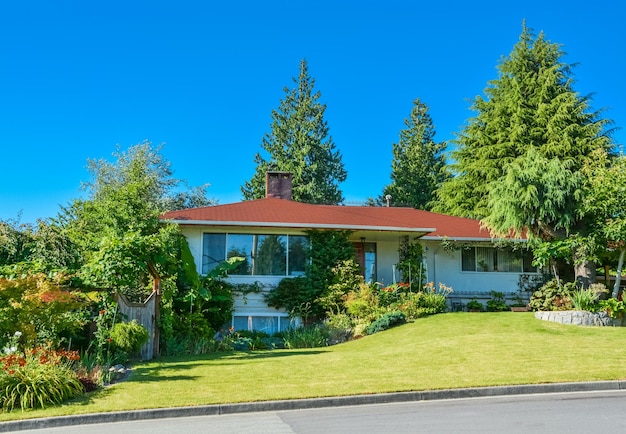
[115,291,160,360]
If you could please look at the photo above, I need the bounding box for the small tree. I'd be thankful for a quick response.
[304,230,355,317]
[582,150,626,297]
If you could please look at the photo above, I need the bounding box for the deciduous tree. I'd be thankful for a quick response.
[63,141,213,298]
[581,150,626,296]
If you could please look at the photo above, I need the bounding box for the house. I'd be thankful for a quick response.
[161,172,537,333]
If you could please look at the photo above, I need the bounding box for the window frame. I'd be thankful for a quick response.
[202,232,309,276]
[461,245,536,273]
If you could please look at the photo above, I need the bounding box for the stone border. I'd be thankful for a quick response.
[535,310,619,326]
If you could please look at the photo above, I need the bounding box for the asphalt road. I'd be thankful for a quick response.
[12,390,626,434]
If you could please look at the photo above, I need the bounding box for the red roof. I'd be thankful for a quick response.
[161,198,501,240]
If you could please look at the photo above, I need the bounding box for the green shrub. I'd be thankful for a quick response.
[264,277,308,314]
[344,282,382,321]
[486,291,508,312]
[318,259,363,315]
[530,279,576,311]
[162,336,221,356]
[324,313,354,344]
[171,311,214,342]
[200,276,235,331]
[225,330,283,351]
[366,311,406,335]
[110,320,150,355]
[0,347,83,411]
[571,289,601,312]
[466,299,484,311]
[282,325,330,349]
[598,298,626,320]
[393,283,450,319]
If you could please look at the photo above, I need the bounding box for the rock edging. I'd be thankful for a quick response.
[535,310,621,326]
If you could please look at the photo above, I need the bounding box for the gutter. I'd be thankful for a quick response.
[161,219,436,234]
[420,236,527,242]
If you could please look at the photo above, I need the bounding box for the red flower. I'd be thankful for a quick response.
[99,310,106,315]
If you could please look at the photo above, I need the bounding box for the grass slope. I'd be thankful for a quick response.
[2,312,625,421]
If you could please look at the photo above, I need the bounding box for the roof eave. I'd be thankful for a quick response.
[161,218,436,234]
[420,236,527,242]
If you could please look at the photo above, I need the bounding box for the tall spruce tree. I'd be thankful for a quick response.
[241,59,346,204]
[382,98,448,209]
[435,23,612,221]
[434,23,613,286]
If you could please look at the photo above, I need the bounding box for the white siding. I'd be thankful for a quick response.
[178,225,533,321]
[422,240,532,301]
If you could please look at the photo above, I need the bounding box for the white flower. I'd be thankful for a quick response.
[13,331,22,337]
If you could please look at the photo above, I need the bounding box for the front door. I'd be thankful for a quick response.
[353,242,377,283]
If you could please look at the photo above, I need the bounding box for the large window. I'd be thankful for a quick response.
[232,315,294,334]
[202,233,309,276]
[461,246,535,273]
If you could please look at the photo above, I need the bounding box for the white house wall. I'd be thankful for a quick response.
[180,226,205,275]
[422,240,527,302]
[177,225,534,325]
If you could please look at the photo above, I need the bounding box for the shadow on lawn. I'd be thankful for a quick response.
[156,348,326,364]
[125,349,327,382]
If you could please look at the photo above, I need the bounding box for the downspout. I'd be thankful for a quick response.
[612,248,625,299]
[432,244,440,286]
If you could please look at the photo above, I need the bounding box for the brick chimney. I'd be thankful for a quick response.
[265,171,292,200]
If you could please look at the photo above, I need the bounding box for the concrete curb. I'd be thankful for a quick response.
[2,380,626,432]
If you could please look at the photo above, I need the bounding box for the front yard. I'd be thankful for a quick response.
[2,312,625,422]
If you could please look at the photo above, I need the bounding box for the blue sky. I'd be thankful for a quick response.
[1,1,624,223]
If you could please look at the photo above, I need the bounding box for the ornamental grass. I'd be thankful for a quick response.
[0,347,84,412]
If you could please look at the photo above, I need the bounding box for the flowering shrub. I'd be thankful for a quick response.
[0,347,83,411]
[2,331,22,355]
[90,298,119,366]
[378,282,411,307]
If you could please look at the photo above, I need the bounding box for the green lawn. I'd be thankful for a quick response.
[2,312,626,421]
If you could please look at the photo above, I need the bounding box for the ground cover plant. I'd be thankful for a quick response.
[1,312,625,422]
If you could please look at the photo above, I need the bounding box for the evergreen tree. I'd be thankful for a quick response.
[241,59,347,204]
[382,98,448,209]
[434,23,612,220]
[434,23,613,285]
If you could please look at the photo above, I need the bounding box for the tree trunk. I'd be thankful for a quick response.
[612,248,625,299]
[574,259,596,288]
